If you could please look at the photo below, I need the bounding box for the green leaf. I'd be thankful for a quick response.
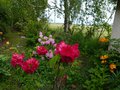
[35,81,42,88]
[49,55,60,68]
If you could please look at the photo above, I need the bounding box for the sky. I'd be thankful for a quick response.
[47,0,64,23]
[47,0,115,24]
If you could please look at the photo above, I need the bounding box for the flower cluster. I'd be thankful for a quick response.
[34,45,54,59]
[32,31,56,59]
[11,31,80,75]
[100,55,108,64]
[11,53,24,67]
[11,53,39,74]
[109,63,116,73]
[38,32,55,45]
[55,41,80,63]
[99,37,109,43]
[36,46,48,55]
[22,58,39,74]
[100,54,117,73]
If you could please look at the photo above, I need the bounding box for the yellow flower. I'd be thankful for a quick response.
[109,63,116,70]
[99,37,109,43]
[0,32,3,35]
[100,55,108,60]
[101,60,107,64]
[6,41,10,45]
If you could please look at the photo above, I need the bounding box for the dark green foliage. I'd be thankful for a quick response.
[0,0,11,33]
[0,55,11,81]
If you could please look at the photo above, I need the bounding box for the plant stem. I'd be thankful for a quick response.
[53,62,60,90]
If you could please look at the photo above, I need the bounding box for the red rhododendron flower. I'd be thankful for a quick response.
[22,58,39,74]
[11,53,24,67]
[36,46,48,55]
[55,41,80,63]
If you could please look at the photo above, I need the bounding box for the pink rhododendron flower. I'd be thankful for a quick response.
[49,38,55,44]
[39,34,43,38]
[36,46,48,55]
[45,40,50,45]
[39,32,42,35]
[39,32,43,38]
[11,53,24,67]
[55,41,80,63]
[43,36,48,40]
[22,58,39,74]
[46,50,53,58]
[38,38,41,42]
[53,44,57,47]
[49,35,52,38]
[41,41,45,45]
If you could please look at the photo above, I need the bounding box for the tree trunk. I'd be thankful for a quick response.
[109,0,120,51]
[111,0,120,39]
[64,0,69,32]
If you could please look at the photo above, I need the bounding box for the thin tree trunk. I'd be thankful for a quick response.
[64,0,69,32]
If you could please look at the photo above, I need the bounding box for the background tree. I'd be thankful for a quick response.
[52,0,82,32]
[9,0,48,31]
[0,0,11,33]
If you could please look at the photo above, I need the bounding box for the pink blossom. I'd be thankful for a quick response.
[38,38,41,42]
[55,41,80,63]
[49,38,55,44]
[41,41,45,45]
[46,50,53,58]
[53,44,57,47]
[39,32,42,35]
[39,34,43,38]
[11,53,24,67]
[36,46,48,55]
[45,40,50,45]
[43,36,48,40]
[22,58,39,74]
[49,35,52,38]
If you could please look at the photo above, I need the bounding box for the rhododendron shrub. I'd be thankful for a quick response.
[11,53,24,67]
[22,58,39,74]
[11,53,39,74]
[33,31,56,60]
[55,41,80,63]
